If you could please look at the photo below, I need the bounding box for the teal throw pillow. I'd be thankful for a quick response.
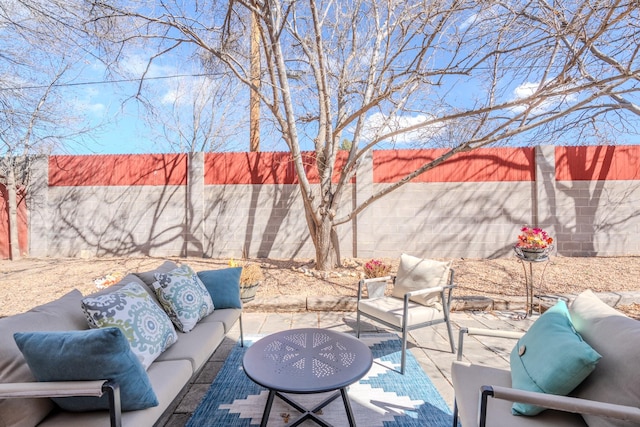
[153,264,215,333]
[197,267,243,309]
[81,282,178,369]
[14,327,158,412]
[510,300,601,416]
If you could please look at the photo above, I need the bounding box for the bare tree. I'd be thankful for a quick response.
[0,0,97,259]
[139,73,248,153]
[80,0,639,269]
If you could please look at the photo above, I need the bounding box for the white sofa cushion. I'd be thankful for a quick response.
[37,359,193,427]
[569,290,640,427]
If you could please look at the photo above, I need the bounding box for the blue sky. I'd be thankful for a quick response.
[61,62,256,155]
[26,3,638,156]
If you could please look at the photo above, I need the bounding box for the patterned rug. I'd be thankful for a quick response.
[186,333,453,426]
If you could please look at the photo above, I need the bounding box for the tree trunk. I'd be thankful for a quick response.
[7,168,20,260]
[313,216,336,271]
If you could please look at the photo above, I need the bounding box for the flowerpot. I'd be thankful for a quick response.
[514,246,550,261]
[366,280,387,298]
[240,282,260,303]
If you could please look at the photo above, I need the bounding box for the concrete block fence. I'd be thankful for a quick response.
[4,145,640,260]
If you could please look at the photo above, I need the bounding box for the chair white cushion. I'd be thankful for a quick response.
[392,254,451,307]
[451,361,585,427]
[358,297,441,328]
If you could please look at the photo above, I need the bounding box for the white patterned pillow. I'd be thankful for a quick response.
[152,264,215,333]
[81,282,178,369]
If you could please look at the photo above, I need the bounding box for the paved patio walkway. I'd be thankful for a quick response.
[159,309,539,427]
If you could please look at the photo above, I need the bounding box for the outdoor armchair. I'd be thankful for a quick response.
[355,254,456,374]
[452,290,640,427]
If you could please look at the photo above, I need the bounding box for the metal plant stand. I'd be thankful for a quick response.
[514,247,551,317]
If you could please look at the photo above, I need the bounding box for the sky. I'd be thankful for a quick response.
[5,1,638,157]
[61,58,256,155]
[59,52,637,157]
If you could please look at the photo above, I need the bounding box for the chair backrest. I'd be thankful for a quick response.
[392,254,453,307]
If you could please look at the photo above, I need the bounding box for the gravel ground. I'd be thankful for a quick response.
[1,255,639,318]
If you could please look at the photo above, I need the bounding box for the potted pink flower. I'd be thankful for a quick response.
[363,259,392,279]
[514,226,554,261]
[362,259,392,298]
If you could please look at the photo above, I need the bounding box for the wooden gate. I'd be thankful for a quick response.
[0,184,28,259]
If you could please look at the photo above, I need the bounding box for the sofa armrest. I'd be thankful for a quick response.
[479,385,640,427]
[0,380,122,427]
[457,327,525,361]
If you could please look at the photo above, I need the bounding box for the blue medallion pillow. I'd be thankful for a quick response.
[14,327,158,412]
[152,264,215,333]
[510,300,601,416]
[81,282,178,369]
[197,267,243,309]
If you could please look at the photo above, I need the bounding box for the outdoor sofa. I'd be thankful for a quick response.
[0,260,243,427]
[452,289,640,427]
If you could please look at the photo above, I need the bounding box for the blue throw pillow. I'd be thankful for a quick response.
[510,300,601,416]
[197,267,242,309]
[14,327,158,412]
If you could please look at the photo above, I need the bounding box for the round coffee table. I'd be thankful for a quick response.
[242,328,373,427]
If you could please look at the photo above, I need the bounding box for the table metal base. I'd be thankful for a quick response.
[260,387,355,427]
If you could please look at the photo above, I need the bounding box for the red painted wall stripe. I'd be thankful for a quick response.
[205,151,352,185]
[373,148,535,183]
[556,145,640,181]
[49,154,188,186]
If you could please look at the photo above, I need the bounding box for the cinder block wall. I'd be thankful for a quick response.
[552,145,640,256]
[24,145,640,260]
[357,181,535,259]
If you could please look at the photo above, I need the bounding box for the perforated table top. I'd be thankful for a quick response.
[242,328,373,394]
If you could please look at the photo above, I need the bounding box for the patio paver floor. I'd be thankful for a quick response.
[158,309,537,427]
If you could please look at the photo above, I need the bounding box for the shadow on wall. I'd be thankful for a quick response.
[202,152,310,259]
[49,155,194,257]
[372,150,537,260]
[35,147,640,259]
[556,146,640,256]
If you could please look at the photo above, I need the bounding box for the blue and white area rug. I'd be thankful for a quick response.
[186,333,453,426]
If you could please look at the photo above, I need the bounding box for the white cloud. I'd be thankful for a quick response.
[458,6,501,31]
[509,81,577,115]
[513,82,539,98]
[160,75,220,107]
[72,89,106,115]
[358,112,444,144]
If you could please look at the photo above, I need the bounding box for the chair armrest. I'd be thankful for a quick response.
[457,327,525,360]
[0,380,122,427]
[361,276,393,284]
[405,285,443,298]
[479,385,640,426]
